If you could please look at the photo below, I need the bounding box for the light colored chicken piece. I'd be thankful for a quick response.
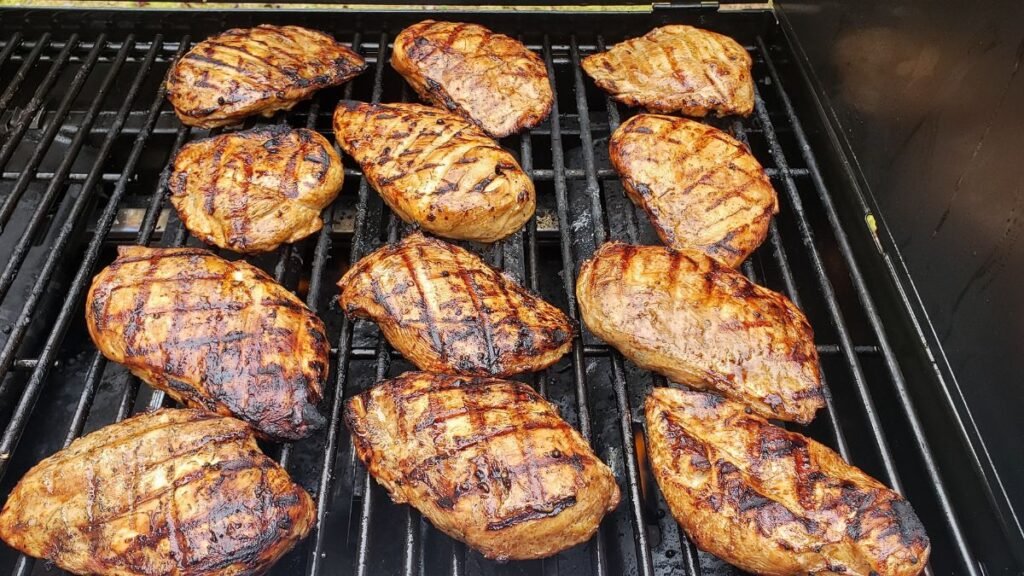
[582,25,754,117]
[345,371,620,561]
[338,233,572,376]
[646,387,930,576]
[0,409,315,576]
[169,126,344,253]
[86,246,327,440]
[166,24,366,128]
[391,20,553,138]
[577,242,823,424]
[333,101,534,243]
[610,114,777,268]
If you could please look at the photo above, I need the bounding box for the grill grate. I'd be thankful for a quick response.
[0,15,984,576]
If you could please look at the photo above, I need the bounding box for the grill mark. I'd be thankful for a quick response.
[401,247,446,359]
[456,268,498,372]
[485,495,577,531]
[121,255,161,359]
[407,422,568,480]
[182,53,270,87]
[205,137,231,214]
[208,43,295,81]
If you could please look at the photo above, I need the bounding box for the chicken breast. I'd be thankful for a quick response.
[582,25,754,117]
[169,126,344,253]
[86,246,327,440]
[645,387,930,576]
[338,233,572,376]
[345,372,620,561]
[577,242,823,424]
[610,114,777,268]
[391,20,553,138]
[333,101,534,243]
[0,409,315,576]
[166,25,366,128]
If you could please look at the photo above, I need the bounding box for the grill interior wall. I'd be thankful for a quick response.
[0,13,990,576]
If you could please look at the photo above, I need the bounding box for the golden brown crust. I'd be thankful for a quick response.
[166,25,366,128]
[645,387,930,576]
[609,114,777,268]
[576,242,823,424]
[86,246,327,440]
[344,372,620,561]
[169,126,344,253]
[0,409,315,576]
[582,25,754,117]
[333,101,534,243]
[338,233,572,377]
[391,20,553,138]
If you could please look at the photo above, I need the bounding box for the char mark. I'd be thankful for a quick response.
[485,495,578,531]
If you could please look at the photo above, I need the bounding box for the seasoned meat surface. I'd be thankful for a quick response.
[333,101,534,242]
[169,126,344,253]
[86,246,327,440]
[391,20,553,138]
[338,233,572,376]
[646,387,930,575]
[345,372,620,561]
[577,242,823,423]
[166,25,366,128]
[0,409,315,576]
[582,25,754,117]
[610,114,777,268]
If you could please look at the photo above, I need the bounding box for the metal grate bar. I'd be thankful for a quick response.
[543,35,610,576]
[0,35,140,393]
[0,32,23,72]
[0,36,134,304]
[0,34,79,178]
[756,37,979,575]
[304,30,382,576]
[0,35,164,481]
[727,119,852,460]
[570,36,657,576]
[0,32,48,118]
[0,34,106,228]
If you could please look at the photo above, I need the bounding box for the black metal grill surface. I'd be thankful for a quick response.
[0,10,999,576]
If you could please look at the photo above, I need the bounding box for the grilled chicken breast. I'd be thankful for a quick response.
[646,387,930,576]
[577,242,823,424]
[166,25,366,128]
[338,233,572,376]
[86,246,327,440]
[582,25,754,117]
[0,409,315,576]
[391,20,553,138]
[169,126,344,253]
[610,115,777,268]
[345,372,620,561]
[333,101,534,243]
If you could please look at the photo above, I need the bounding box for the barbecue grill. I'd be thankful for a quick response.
[1,5,1021,576]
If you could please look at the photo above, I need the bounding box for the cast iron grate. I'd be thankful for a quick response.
[0,19,979,576]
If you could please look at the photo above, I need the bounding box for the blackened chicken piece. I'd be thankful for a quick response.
[345,372,620,561]
[86,246,328,440]
[0,409,316,576]
[338,233,572,377]
[166,25,366,128]
[169,126,344,253]
[646,387,930,576]
[391,20,553,138]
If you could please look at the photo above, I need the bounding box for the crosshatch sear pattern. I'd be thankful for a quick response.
[0,21,980,576]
